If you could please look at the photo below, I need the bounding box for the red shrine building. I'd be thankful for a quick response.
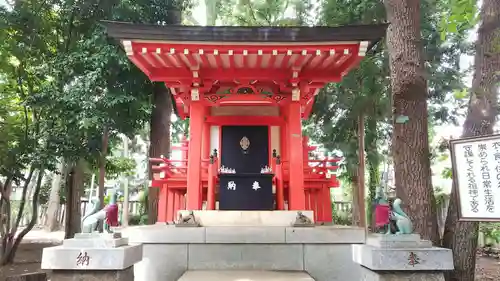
[104,22,387,223]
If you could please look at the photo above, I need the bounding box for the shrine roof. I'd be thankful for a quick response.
[103,21,387,47]
[102,21,387,120]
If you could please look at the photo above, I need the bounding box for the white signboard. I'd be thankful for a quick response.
[450,134,500,221]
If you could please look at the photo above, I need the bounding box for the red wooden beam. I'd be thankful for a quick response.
[131,42,361,54]
[148,67,343,83]
[206,115,285,126]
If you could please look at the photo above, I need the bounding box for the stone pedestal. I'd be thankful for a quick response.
[120,223,365,281]
[176,210,314,226]
[41,233,142,281]
[352,234,453,281]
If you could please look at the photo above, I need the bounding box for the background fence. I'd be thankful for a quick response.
[8,197,498,248]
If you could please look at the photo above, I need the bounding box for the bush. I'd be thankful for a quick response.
[480,223,500,247]
[128,213,148,225]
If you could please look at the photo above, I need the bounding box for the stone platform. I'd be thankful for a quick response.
[177,270,315,281]
[41,232,143,281]
[176,210,314,226]
[120,224,365,281]
[42,233,142,270]
[353,234,453,281]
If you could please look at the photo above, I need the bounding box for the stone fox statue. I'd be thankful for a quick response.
[391,198,413,234]
[373,186,391,234]
[81,191,119,233]
[81,198,101,233]
[373,186,413,234]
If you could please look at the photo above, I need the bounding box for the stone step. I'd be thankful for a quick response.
[177,270,315,281]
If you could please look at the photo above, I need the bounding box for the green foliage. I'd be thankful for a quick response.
[438,0,478,41]
[216,0,313,26]
[126,188,148,225]
[434,187,450,208]
[103,194,123,205]
[480,223,500,246]
[128,213,149,225]
[0,0,193,264]
[0,0,194,180]
[331,203,352,225]
[39,174,66,205]
[307,0,473,191]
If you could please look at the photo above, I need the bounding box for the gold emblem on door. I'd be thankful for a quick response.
[240,136,250,152]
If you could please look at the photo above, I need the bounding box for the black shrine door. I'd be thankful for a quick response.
[221,126,269,173]
[219,126,272,210]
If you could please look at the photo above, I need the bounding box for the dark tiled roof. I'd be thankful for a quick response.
[102,20,387,45]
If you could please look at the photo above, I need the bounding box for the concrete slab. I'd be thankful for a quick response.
[188,244,304,270]
[177,270,315,281]
[134,244,187,281]
[286,226,365,244]
[205,226,286,243]
[359,266,445,281]
[120,225,206,244]
[352,244,454,271]
[41,244,142,270]
[120,224,365,244]
[177,210,314,226]
[62,237,128,248]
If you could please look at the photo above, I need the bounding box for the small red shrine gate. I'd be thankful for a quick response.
[104,22,387,223]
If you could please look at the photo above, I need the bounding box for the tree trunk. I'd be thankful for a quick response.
[384,0,440,245]
[148,83,172,224]
[0,177,13,254]
[365,116,380,230]
[205,0,219,25]
[64,160,84,239]
[122,136,130,226]
[357,114,366,228]
[350,169,360,226]
[442,2,500,281]
[1,170,44,265]
[366,116,380,231]
[45,159,65,232]
[97,126,109,231]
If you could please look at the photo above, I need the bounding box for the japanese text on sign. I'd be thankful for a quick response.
[463,145,479,213]
[451,135,500,220]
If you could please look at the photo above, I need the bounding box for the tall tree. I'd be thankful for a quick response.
[384,0,440,244]
[145,6,183,224]
[442,1,500,281]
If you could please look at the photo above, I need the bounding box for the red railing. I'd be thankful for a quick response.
[149,136,342,222]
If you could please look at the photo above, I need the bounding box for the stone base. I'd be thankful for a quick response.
[42,233,142,271]
[177,270,315,281]
[74,233,122,239]
[366,234,432,248]
[42,244,142,270]
[63,236,128,248]
[360,267,445,281]
[50,266,134,281]
[121,224,364,244]
[352,234,453,271]
[176,210,314,226]
[122,224,366,281]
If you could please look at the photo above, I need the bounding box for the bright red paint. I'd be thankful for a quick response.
[124,39,367,223]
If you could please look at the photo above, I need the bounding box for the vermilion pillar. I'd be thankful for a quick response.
[186,101,204,210]
[202,108,211,159]
[287,102,306,210]
[279,109,288,162]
